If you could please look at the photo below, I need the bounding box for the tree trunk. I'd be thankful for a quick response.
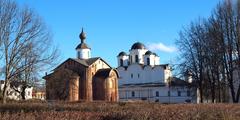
[2,81,9,104]
[21,86,27,100]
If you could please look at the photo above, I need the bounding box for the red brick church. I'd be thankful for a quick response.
[43,29,119,102]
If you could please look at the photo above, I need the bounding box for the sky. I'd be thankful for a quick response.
[16,0,222,68]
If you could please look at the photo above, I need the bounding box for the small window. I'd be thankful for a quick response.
[135,55,138,63]
[138,74,140,78]
[131,91,135,97]
[78,52,80,58]
[178,91,181,96]
[120,59,124,66]
[187,90,190,97]
[28,91,31,96]
[156,91,159,97]
[168,91,170,96]
[131,74,133,78]
[147,58,150,65]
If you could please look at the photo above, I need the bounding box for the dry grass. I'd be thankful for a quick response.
[0,101,240,120]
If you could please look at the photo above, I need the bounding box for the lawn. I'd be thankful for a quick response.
[0,101,240,120]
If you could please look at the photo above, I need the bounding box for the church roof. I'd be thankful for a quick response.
[131,42,145,50]
[79,28,86,40]
[52,57,112,72]
[145,51,153,55]
[169,77,190,86]
[94,68,112,79]
[117,64,170,70]
[71,57,103,67]
[76,28,90,49]
[153,52,158,56]
[118,51,127,57]
[75,43,90,49]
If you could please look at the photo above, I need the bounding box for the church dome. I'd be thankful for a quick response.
[75,43,90,49]
[131,42,145,50]
[79,28,86,40]
[118,51,127,57]
[153,52,158,56]
[145,51,153,55]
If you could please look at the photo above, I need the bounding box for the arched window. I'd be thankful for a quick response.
[120,59,123,66]
[135,55,138,63]
[78,52,81,58]
[131,91,135,97]
[178,91,181,96]
[147,58,150,65]
[156,91,159,97]
[168,91,171,96]
[187,90,190,97]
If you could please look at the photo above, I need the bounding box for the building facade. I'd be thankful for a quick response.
[0,80,33,100]
[117,42,195,103]
[43,29,119,102]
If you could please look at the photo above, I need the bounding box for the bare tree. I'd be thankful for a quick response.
[0,0,58,103]
[176,0,240,103]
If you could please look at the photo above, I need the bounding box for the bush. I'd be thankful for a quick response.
[0,102,240,120]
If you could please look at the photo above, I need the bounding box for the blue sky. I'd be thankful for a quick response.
[17,0,221,68]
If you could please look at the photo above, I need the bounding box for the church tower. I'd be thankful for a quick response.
[76,28,91,59]
[129,42,148,64]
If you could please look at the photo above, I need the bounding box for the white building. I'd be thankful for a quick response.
[0,80,33,100]
[117,42,195,103]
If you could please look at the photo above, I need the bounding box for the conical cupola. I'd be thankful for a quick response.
[76,28,91,59]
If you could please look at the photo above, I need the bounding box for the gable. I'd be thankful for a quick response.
[88,58,112,69]
[53,58,87,72]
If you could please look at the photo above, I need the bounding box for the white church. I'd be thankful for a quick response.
[117,42,195,103]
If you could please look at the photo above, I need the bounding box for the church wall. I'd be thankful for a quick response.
[143,55,155,66]
[117,67,127,85]
[92,70,118,102]
[143,66,152,83]
[45,60,93,101]
[63,60,87,100]
[164,69,172,83]
[125,64,144,84]
[69,76,79,101]
[77,49,91,59]
[117,64,166,85]
[152,66,165,83]
[129,49,148,64]
[85,59,112,101]
[154,56,160,65]
[118,55,129,67]
[95,59,110,70]
[105,71,118,101]
[119,86,193,103]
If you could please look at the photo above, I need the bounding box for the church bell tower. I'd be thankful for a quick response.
[75,28,91,59]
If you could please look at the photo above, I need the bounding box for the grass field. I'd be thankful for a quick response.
[0,101,240,120]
